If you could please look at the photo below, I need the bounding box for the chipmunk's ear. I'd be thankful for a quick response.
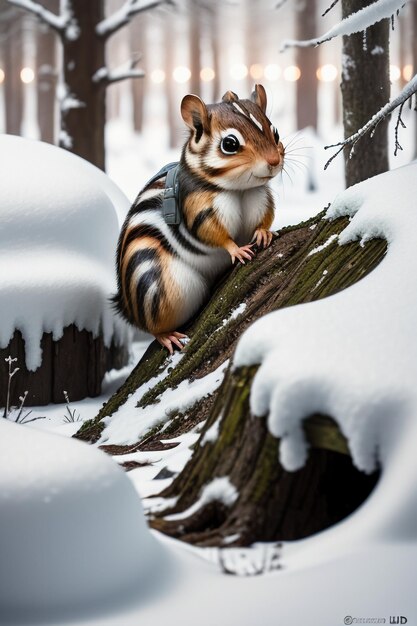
[222,90,239,104]
[251,84,267,113]
[181,95,209,141]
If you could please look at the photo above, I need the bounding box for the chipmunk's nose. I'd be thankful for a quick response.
[266,152,281,167]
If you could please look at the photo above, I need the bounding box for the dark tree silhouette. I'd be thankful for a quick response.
[36,0,58,143]
[7,0,172,169]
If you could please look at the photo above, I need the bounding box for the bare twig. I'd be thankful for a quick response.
[322,0,340,17]
[96,0,173,39]
[3,356,19,419]
[275,0,291,9]
[324,73,417,169]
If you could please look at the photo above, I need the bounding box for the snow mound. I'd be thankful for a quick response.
[0,135,130,370]
[234,162,417,539]
[0,419,167,623]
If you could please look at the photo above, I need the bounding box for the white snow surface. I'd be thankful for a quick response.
[0,419,168,624]
[234,163,417,492]
[0,135,131,370]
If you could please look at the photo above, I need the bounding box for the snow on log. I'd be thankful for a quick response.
[0,135,131,405]
[281,0,405,50]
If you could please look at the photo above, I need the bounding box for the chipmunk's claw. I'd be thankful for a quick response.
[156,331,189,355]
[252,228,273,248]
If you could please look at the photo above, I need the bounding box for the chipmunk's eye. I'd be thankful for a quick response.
[221,134,240,155]
[271,125,280,144]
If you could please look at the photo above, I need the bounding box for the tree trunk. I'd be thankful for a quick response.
[4,14,23,135]
[164,17,177,148]
[189,0,201,97]
[76,209,386,545]
[296,0,318,131]
[0,325,128,407]
[129,14,146,132]
[36,0,58,144]
[60,0,106,170]
[341,0,390,187]
[208,6,221,102]
[412,0,417,159]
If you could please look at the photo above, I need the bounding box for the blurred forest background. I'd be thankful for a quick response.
[0,0,416,199]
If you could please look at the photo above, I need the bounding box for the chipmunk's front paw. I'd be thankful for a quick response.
[228,243,255,265]
[252,228,273,248]
[155,331,189,355]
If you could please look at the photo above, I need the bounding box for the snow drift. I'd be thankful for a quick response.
[0,135,130,371]
[0,419,168,623]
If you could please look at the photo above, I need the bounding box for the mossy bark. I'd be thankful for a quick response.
[151,366,378,546]
[75,208,385,545]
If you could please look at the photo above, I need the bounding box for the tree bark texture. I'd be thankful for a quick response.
[36,0,58,144]
[4,13,23,135]
[76,209,386,545]
[0,325,128,406]
[296,0,318,131]
[60,0,106,169]
[341,0,390,187]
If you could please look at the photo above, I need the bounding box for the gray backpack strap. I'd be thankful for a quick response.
[162,164,181,225]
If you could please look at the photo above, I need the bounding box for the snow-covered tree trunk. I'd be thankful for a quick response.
[296,0,318,132]
[60,0,106,169]
[36,0,58,144]
[76,209,386,545]
[341,0,390,187]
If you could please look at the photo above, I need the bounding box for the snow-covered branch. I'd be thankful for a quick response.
[324,73,417,169]
[92,57,145,87]
[96,0,173,39]
[281,0,407,51]
[6,0,66,34]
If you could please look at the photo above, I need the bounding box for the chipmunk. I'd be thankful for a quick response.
[113,84,285,354]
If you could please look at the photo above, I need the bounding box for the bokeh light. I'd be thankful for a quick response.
[403,64,413,81]
[390,64,401,81]
[316,64,338,82]
[264,64,281,81]
[0,69,4,84]
[150,69,165,84]
[230,63,248,80]
[173,66,191,83]
[283,65,301,82]
[249,64,264,80]
[200,67,215,82]
[20,67,35,84]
